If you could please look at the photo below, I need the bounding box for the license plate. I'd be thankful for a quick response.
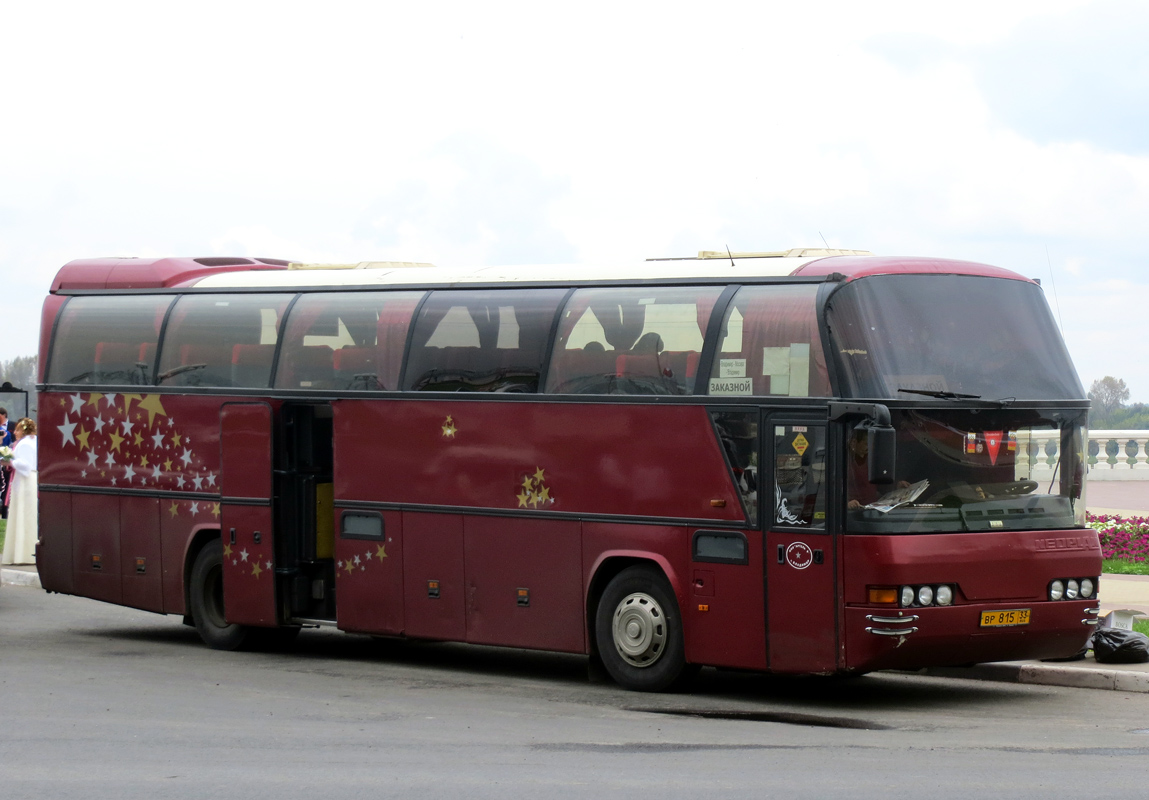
[979,608,1031,627]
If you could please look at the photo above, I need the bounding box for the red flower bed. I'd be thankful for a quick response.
[1087,513,1149,562]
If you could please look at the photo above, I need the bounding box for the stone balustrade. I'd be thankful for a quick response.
[1014,430,1149,481]
[1085,430,1149,480]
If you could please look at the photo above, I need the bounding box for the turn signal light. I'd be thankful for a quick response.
[868,587,899,605]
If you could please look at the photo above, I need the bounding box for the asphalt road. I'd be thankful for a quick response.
[2,585,1148,799]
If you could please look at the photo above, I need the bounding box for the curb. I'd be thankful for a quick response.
[922,661,1149,693]
[1,567,41,588]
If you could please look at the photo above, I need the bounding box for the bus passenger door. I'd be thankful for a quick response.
[765,416,838,673]
[219,402,278,627]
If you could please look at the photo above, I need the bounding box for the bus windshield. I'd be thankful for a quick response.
[826,274,1085,401]
[846,408,1087,534]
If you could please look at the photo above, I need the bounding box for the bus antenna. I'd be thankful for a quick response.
[726,245,735,267]
[819,231,830,248]
[1045,244,1065,331]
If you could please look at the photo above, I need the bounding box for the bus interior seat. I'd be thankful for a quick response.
[93,342,139,383]
[550,345,618,392]
[333,346,379,389]
[286,345,335,388]
[230,344,276,388]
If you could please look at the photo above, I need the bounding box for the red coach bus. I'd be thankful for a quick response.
[34,250,1100,690]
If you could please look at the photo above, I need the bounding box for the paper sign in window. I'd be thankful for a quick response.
[762,344,810,397]
[719,358,746,378]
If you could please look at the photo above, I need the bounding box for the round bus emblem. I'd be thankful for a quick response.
[785,542,814,570]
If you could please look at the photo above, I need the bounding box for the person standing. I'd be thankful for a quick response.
[1,417,37,565]
[0,408,13,520]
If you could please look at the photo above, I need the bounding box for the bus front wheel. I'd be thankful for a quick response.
[189,539,253,651]
[595,565,690,692]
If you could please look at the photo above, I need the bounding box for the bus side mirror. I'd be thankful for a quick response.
[868,426,896,485]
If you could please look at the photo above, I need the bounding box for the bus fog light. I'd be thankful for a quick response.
[901,586,915,607]
[1066,579,1079,600]
[1049,580,1064,601]
[935,585,953,606]
[917,585,934,606]
[1080,578,1094,599]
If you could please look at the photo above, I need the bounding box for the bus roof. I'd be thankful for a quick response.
[49,251,1033,292]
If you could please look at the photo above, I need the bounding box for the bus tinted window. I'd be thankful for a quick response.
[708,284,828,398]
[404,289,565,392]
[826,274,1084,400]
[157,294,291,388]
[276,292,423,391]
[546,286,723,395]
[48,295,173,385]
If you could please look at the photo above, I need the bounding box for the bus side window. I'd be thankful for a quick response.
[157,294,291,388]
[276,291,423,391]
[710,409,759,521]
[403,289,565,392]
[707,285,829,399]
[545,286,722,395]
[48,295,173,386]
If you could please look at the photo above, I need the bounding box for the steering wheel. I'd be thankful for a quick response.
[1001,479,1039,496]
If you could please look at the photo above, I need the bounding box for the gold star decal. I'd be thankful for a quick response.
[223,543,233,557]
[108,431,125,452]
[517,490,530,508]
[533,467,545,483]
[441,415,457,438]
[522,475,534,491]
[138,394,168,428]
[252,562,263,578]
[163,459,173,471]
[212,503,221,518]
[168,502,179,517]
[376,543,388,559]
[86,393,105,408]
[121,393,142,416]
[59,398,66,406]
[76,427,91,451]
[344,560,355,575]
[538,485,550,503]
[170,431,182,447]
[133,432,144,446]
[140,455,149,468]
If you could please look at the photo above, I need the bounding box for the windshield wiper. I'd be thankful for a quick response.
[897,388,982,400]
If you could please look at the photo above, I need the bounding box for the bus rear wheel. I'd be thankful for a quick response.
[189,539,253,651]
[595,565,690,692]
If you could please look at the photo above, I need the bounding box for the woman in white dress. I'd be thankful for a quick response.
[1,417,37,565]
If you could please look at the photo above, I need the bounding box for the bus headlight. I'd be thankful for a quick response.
[1049,580,1064,601]
[900,586,916,607]
[1080,578,1095,599]
[917,585,934,606]
[935,585,954,606]
[1066,579,1079,600]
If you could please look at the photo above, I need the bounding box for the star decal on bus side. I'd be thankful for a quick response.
[442,414,457,438]
[516,467,555,509]
[58,416,77,447]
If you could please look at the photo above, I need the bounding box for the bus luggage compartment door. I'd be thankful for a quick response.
[219,402,278,627]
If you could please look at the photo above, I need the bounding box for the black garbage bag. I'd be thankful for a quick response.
[1092,627,1149,664]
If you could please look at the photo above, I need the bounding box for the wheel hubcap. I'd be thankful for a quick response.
[612,592,666,668]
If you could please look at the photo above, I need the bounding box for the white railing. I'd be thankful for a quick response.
[1013,430,1149,482]
[1084,430,1149,480]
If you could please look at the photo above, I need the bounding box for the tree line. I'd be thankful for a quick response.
[1087,376,1149,429]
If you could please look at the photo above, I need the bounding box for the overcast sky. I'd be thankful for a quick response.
[3,1,1147,401]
